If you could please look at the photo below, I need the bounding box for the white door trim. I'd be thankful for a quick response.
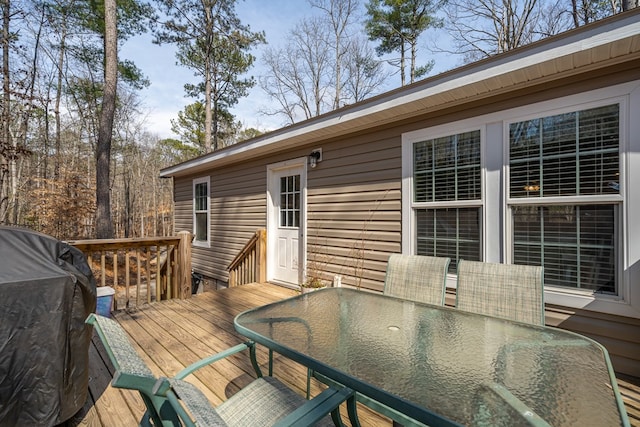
[266,157,308,287]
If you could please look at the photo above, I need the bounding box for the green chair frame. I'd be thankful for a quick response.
[86,313,355,426]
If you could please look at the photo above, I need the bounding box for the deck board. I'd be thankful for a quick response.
[65,283,640,427]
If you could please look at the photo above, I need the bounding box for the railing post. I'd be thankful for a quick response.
[257,229,267,283]
[177,231,192,299]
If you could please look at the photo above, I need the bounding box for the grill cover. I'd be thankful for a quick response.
[0,227,96,426]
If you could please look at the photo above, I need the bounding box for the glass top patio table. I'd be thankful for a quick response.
[234,287,629,427]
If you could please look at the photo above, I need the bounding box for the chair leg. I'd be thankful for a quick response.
[249,343,263,378]
[346,395,362,427]
[306,368,313,399]
[269,349,274,376]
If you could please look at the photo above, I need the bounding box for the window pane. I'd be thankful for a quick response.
[195,183,207,211]
[416,208,481,272]
[195,212,207,241]
[510,105,619,198]
[414,130,481,202]
[513,205,616,294]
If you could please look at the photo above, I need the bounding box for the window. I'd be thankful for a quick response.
[508,104,620,295]
[412,130,482,270]
[403,84,636,314]
[280,175,300,228]
[193,177,210,246]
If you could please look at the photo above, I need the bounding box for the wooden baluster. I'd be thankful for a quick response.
[125,250,130,309]
[136,248,141,306]
[146,246,151,303]
[101,251,106,288]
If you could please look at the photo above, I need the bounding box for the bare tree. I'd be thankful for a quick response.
[310,0,360,109]
[261,17,333,123]
[260,7,387,124]
[444,0,541,62]
[343,36,389,102]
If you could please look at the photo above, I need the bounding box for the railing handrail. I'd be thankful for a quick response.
[67,236,182,251]
[228,230,261,272]
[227,229,266,286]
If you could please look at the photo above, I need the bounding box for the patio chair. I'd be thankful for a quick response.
[455,260,545,325]
[86,313,354,427]
[307,254,450,427]
[383,254,451,305]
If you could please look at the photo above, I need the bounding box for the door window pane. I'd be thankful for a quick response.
[280,174,300,228]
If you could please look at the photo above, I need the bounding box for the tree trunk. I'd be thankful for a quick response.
[400,41,406,86]
[95,0,117,238]
[0,0,11,223]
[205,62,213,152]
[54,21,67,180]
[410,39,417,84]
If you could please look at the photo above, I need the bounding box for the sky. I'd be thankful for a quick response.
[119,0,459,140]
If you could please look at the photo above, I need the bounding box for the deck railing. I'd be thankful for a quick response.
[227,229,266,286]
[68,231,192,309]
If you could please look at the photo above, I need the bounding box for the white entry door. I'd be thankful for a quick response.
[268,161,305,286]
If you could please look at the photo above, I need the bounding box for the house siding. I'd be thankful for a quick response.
[304,129,402,291]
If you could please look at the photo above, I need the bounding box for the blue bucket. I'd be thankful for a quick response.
[96,287,115,318]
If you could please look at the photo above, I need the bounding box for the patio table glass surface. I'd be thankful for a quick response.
[234,287,629,427]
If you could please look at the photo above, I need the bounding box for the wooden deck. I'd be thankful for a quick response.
[65,283,640,426]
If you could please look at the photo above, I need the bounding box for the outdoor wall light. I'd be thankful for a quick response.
[309,149,322,168]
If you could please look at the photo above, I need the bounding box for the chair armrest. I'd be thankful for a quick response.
[155,377,227,427]
[273,386,355,427]
[175,342,254,380]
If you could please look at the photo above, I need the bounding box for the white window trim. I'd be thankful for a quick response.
[402,80,640,319]
[192,176,211,248]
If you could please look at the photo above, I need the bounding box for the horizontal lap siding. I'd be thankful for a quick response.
[172,163,268,281]
[306,130,402,292]
[207,162,269,281]
[546,305,640,377]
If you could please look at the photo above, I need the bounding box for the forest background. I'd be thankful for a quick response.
[0,0,636,241]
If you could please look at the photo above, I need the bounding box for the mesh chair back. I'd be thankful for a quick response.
[456,260,545,325]
[384,254,450,305]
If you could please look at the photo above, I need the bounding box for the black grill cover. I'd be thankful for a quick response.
[0,227,96,426]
